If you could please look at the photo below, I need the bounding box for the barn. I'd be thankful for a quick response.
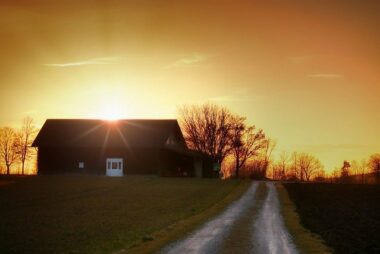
[32,119,216,177]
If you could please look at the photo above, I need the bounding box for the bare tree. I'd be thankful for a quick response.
[368,154,380,184]
[15,117,36,175]
[263,138,277,178]
[341,160,351,178]
[290,152,299,180]
[278,151,289,180]
[271,151,289,180]
[242,158,269,179]
[0,127,18,174]
[179,103,236,165]
[271,162,283,180]
[359,159,368,184]
[230,118,266,178]
[297,153,323,182]
[331,168,341,182]
[368,154,380,173]
[350,160,360,176]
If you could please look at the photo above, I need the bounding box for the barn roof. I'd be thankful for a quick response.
[32,119,186,148]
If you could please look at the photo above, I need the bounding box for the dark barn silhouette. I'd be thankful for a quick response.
[32,119,215,177]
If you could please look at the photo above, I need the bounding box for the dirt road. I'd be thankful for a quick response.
[160,182,298,254]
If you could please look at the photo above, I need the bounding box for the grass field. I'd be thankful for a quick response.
[0,175,243,254]
[276,184,331,254]
[284,183,380,254]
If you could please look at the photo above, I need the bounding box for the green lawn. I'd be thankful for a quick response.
[0,175,243,254]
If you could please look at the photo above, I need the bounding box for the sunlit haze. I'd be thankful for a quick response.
[0,0,379,171]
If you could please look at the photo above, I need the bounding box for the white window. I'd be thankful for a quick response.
[79,162,84,169]
[106,158,123,177]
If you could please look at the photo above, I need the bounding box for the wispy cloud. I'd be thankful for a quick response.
[287,55,313,64]
[307,73,343,79]
[164,53,208,69]
[44,56,124,67]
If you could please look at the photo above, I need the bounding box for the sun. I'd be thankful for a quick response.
[98,100,123,120]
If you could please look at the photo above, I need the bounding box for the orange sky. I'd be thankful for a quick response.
[0,0,379,171]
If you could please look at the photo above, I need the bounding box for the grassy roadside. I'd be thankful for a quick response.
[123,180,251,254]
[276,183,332,254]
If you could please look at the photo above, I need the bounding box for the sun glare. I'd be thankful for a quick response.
[99,100,123,121]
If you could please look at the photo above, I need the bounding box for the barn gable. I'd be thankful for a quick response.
[32,119,187,149]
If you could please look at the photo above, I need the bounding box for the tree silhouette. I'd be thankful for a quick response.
[273,151,325,182]
[0,127,17,174]
[272,151,289,180]
[179,103,236,165]
[15,117,36,175]
[341,160,351,178]
[359,159,368,184]
[295,153,323,182]
[368,154,380,183]
[179,103,269,178]
[230,118,266,178]
[290,152,300,180]
[261,138,277,178]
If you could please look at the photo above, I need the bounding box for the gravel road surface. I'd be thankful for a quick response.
[161,182,298,254]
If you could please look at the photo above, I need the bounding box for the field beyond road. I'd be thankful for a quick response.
[0,175,243,254]
[284,183,380,254]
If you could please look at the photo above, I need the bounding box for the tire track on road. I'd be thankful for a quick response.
[253,182,298,254]
[219,182,267,254]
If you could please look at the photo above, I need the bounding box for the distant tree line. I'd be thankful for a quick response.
[0,117,37,175]
[271,152,380,183]
[330,154,380,184]
[271,151,325,182]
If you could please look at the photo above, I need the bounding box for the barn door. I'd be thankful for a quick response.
[106,158,123,176]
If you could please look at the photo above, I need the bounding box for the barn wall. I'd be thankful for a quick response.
[37,147,216,177]
[37,147,167,175]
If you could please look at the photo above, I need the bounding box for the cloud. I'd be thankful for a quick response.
[307,73,343,79]
[164,53,208,69]
[44,56,124,67]
[287,55,313,64]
